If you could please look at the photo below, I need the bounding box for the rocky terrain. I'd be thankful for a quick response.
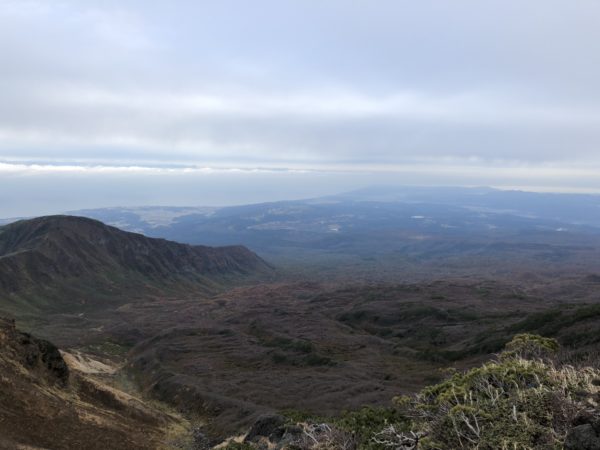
[0,317,188,450]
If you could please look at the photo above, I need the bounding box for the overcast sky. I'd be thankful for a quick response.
[1,0,600,216]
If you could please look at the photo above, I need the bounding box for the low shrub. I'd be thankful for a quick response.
[390,334,599,449]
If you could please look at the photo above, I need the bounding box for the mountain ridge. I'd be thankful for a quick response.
[0,215,271,317]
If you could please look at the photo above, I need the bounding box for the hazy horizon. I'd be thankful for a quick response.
[3,183,600,220]
[2,1,600,216]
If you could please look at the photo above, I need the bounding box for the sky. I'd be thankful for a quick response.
[1,0,600,216]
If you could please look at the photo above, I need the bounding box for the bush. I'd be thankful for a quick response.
[502,333,559,360]
[334,406,410,449]
[221,443,255,450]
[388,334,599,449]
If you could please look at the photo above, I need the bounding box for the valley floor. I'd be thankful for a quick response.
[17,276,600,439]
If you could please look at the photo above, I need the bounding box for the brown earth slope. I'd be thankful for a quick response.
[117,278,600,438]
[0,317,188,450]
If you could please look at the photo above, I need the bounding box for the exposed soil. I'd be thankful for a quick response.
[0,317,186,450]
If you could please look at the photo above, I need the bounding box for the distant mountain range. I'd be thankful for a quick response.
[44,186,600,280]
[337,186,600,226]
[64,187,600,237]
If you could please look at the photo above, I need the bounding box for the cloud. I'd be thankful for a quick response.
[2,159,600,218]
[3,82,600,168]
[1,159,599,184]
[0,161,312,175]
[1,0,600,214]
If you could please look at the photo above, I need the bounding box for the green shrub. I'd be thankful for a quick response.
[280,408,323,423]
[221,443,255,450]
[502,333,559,360]
[389,334,599,449]
[334,406,410,449]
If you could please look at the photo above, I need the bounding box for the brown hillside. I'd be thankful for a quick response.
[0,317,184,450]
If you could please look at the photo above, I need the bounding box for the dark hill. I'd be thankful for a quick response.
[0,215,271,317]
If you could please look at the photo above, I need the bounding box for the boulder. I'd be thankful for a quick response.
[565,420,600,450]
[244,414,286,443]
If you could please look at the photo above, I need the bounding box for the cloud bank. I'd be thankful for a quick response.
[1,0,600,214]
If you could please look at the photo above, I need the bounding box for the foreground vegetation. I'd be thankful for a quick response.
[231,334,600,449]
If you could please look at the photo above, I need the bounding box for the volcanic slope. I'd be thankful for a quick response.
[0,215,271,336]
[0,317,190,450]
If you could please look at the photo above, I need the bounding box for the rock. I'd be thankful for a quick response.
[0,317,69,385]
[573,411,598,427]
[190,427,211,450]
[18,332,70,384]
[273,425,304,449]
[37,338,70,382]
[244,414,286,443]
[565,422,600,450]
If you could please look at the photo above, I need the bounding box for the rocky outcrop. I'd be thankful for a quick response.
[0,317,184,449]
[0,317,69,385]
[566,413,600,450]
[244,414,287,443]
